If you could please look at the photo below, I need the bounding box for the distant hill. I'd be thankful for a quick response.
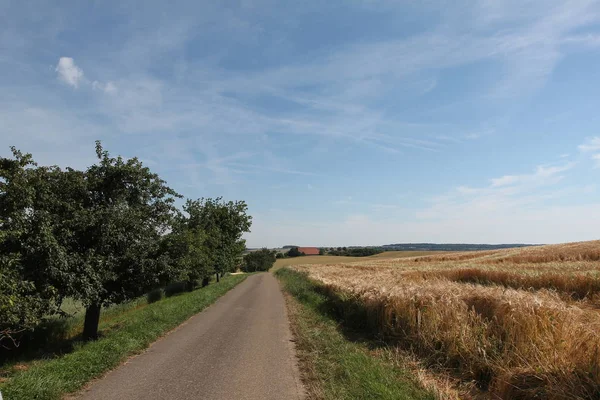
[382,243,540,252]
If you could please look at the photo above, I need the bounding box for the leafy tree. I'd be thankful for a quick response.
[287,247,305,257]
[0,255,51,347]
[0,143,253,344]
[0,149,64,346]
[318,248,325,255]
[242,248,276,272]
[184,198,251,282]
[162,200,215,290]
[52,142,181,340]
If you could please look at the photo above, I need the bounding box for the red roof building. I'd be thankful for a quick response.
[297,247,320,255]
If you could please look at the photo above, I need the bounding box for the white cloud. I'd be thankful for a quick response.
[55,57,84,88]
[92,80,118,94]
[4,1,600,248]
[417,160,577,220]
[579,137,600,152]
[464,133,481,140]
[490,162,574,187]
[578,137,600,167]
[490,175,521,187]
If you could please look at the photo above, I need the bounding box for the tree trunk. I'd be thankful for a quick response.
[202,277,210,287]
[83,303,101,341]
[216,272,220,283]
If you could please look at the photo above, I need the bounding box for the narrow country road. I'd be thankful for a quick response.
[77,273,304,400]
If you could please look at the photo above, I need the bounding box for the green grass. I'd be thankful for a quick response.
[276,268,433,400]
[0,275,246,400]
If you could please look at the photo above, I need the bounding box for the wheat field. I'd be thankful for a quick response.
[290,240,600,399]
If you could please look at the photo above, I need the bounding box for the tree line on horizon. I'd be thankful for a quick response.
[0,142,251,346]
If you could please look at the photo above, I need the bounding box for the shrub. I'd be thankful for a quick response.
[242,248,277,272]
[287,247,305,257]
[146,289,163,304]
[164,282,188,297]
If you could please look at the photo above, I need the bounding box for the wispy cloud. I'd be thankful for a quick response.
[418,157,578,220]
[579,137,600,152]
[592,154,600,168]
[92,81,117,94]
[490,162,575,188]
[578,137,600,167]
[4,1,600,247]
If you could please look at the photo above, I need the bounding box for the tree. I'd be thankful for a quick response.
[184,198,251,282]
[1,143,255,344]
[163,200,215,290]
[242,248,276,272]
[318,248,325,255]
[0,148,64,346]
[287,247,304,257]
[57,142,181,340]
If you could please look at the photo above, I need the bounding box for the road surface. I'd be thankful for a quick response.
[78,273,304,400]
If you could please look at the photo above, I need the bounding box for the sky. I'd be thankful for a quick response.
[2,0,600,247]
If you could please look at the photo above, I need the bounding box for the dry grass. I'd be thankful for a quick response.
[271,251,442,271]
[290,240,600,399]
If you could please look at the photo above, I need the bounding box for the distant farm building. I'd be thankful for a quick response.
[297,247,320,255]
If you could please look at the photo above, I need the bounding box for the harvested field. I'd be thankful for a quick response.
[289,240,600,399]
[271,251,443,271]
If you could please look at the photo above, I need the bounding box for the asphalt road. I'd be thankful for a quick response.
[78,273,304,400]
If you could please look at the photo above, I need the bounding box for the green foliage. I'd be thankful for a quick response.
[0,148,62,346]
[287,247,305,257]
[74,142,181,306]
[242,248,277,272]
[184,197,252,276]
[146,289,163,304]
[0,141,253,343]
[325,247,384,257]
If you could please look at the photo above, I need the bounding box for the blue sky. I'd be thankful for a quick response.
[2,0,600,247]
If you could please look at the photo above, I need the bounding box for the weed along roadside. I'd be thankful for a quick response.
[0,275,246,400]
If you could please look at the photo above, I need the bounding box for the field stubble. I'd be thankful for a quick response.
[290,240,600,399]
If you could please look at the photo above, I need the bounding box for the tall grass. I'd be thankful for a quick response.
[291,240,600,399]
[428,267,600,300]
[276,268,434,400]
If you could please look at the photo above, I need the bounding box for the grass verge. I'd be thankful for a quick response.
[0,274,246,400]
[276,268,433,400]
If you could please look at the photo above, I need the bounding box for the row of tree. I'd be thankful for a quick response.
[320,247,384,257]
[242,248,277,272]
[0,142,251,345]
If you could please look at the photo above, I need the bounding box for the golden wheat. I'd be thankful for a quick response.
[291,240,600,399]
